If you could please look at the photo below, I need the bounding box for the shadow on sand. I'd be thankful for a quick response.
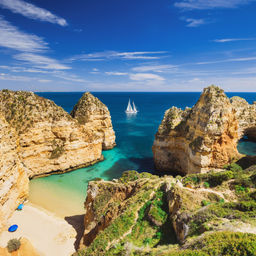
[65,214,85,250]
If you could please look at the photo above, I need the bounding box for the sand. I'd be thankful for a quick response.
[0,203,77,256]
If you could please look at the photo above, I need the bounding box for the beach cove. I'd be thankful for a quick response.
[29,92,256,217]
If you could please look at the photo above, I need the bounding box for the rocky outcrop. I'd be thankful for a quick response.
[0,115,29,232]
[230,96,256,141]
[0,90,115,178]
[153,85,256,174]
[76,166,256,255]
[80,171,170,255]
[71,92,116,150]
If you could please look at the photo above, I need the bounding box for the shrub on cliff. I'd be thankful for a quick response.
[182,170,234,187]
[187,231,256,256]
[7,238,21,252]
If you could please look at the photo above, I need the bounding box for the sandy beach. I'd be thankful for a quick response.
[0,203,77,256]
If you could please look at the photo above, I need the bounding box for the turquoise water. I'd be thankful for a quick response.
[29,92,256,216]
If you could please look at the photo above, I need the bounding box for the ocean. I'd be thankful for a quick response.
[29,92,256,217]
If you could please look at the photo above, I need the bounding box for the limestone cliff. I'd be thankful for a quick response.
[0,115,29,232]
[71,92,116,150]
[230,96,256,141]
[0,90,115,178]
[153,85,256,174]
[76,166,256,256]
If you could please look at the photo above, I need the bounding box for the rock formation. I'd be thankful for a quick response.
[0,90,115,178]
[0,114,29,232]
[71,92,116,150]
[230,96,256,141]
[76,167,256,255]
[153,85,256,174]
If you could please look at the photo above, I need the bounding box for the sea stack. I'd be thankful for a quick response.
[153,85,256,174]
[71,92,116,150]
[0,90,115,178]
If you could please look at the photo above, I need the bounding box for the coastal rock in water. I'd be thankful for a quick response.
[0,90,114,178]
[153,85,256,174]
[71,92,116,150]
[0,115,29,232]
[230,96,256,142]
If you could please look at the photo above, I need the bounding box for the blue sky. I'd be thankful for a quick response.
[0,0,256,91]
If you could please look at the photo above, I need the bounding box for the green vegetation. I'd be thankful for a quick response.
[183,168,237,188]
[187,231,256,256]
[75,166,256,256]
[132,232,256,255]
[7,238,21,253]
[118,170,157,184]
[50,140,65,159]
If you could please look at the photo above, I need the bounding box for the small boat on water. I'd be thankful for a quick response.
[125,99,138,114]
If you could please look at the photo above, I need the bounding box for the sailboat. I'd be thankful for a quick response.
[132,101,138,113]
[125,99,138,114]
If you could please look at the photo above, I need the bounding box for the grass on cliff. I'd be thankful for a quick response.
[76,173,160,256]
[133,231,256,256]
[184,165,256,237]
[75,167,256,256]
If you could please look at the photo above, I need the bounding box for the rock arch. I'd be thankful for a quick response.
[153,86,256,175]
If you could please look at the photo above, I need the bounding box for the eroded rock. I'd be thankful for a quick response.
[153,85,256,174]
[0,90,115,178]
[71,92,116,150]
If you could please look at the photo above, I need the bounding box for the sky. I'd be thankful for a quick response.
[0,0,256,92]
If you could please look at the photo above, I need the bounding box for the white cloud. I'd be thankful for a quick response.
[197,56,256,65]
[14,53,70,70]
[0,18,70,71]
[0,72,36,81]
[0,0,67,26]
[174,0,254,10]
[69,51,167,62]
[0,17,47,52]
[132,64,177,72]
[213,38,255,43]
[129,73,165,81]
[105,72,128,76]
[184,18,205,27]
[52,72,87,83]
[38,79,51,83]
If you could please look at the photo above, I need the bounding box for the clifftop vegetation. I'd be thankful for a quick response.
[75,162,256,256]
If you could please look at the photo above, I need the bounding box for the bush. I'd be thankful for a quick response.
[207,171,234,187]
[188,231,256,256]
[225,163,243,172]
[7,238,21,252]
[201,200,211,207]
[119,170,139,183]
[203,182,210,188]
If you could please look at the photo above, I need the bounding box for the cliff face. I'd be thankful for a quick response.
[0,90,115,178]
[231,96,256,142]
[153,85,256,174]
[0,115,29,232]
[76,167,256,256]
[71,92,116,150]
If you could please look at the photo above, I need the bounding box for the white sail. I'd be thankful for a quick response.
[125,99,138,114]
[126,99,134,113]
[132,102,138,113]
